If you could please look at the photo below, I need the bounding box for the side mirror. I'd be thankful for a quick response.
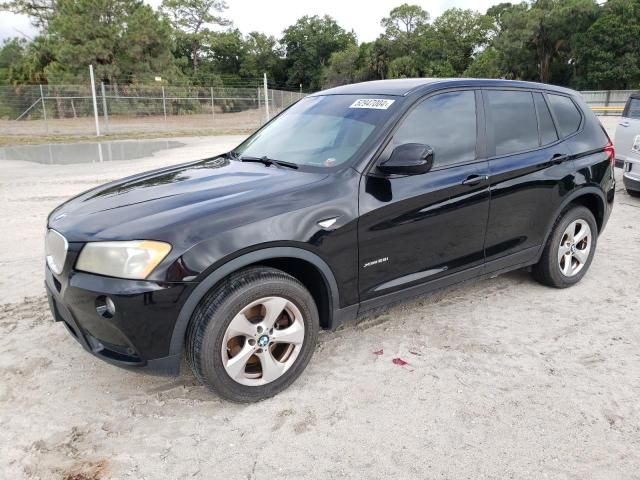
[377,143,434,175]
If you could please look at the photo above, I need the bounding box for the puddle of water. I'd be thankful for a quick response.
[0,140,185,165]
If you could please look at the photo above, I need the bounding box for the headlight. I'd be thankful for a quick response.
[76,240,172,280]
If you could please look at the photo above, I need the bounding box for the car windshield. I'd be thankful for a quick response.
[233,94,399,168]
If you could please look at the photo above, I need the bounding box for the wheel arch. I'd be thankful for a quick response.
[568,191,606,233]
[169,247,340,357]
[541,187,606,252]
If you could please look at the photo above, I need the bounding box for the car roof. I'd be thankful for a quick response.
[312,78,578,97]
[629,91,640,100]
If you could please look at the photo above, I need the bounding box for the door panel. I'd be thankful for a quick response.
[358,161,490,300]
[357,89,490,301]
[482,89,575,264]
[484,146,573,262]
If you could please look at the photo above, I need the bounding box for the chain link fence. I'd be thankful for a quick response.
[0,82,305,137]
[0,81,633,139]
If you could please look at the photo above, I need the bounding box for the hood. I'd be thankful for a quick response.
[48,156,327,242]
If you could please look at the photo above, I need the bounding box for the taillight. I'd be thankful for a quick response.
[604,141,615,167]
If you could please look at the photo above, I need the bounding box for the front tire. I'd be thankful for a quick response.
[626,188,640,198]
[533,206,597,288]
[186,266,319,402]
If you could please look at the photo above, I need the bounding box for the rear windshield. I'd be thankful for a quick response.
[234,94,399,168]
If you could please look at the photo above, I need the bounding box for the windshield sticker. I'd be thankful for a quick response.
[349,99,395,110]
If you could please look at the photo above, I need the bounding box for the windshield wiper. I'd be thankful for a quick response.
[239,155,299,170]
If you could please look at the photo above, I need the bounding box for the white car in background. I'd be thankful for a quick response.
[615,92,640,197]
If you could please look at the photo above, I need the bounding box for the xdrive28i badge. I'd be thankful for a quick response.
[363,257,389,268]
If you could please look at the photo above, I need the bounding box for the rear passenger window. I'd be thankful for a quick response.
[487,90,539,156]
[534,93,558,145]
[392,90,476,168]
[547,94,581,137]
[624,98,640,119]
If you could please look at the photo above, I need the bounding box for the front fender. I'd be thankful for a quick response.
[167,246,341,357]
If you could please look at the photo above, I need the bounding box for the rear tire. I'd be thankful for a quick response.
[533,206,597,288]
[186,266,319,403]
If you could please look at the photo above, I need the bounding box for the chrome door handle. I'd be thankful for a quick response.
[462,175,488,186]
[619,121,630,127]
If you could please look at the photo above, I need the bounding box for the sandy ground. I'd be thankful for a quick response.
[1,119,639,479]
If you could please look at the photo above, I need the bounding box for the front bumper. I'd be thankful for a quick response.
[45,249,196,375]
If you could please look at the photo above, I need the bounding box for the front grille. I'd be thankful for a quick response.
[45,229,68,274]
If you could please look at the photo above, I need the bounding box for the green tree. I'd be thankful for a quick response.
[239,32,284,81]
[380,3,430,57]
[463,47,502,78]
[574,0,640,89]
[492,0,599,83]
[45,0,180,83]
[381,3,430,38]
[161,0,230,71]
[388,55,420,78]
[0,0,56,27]
[5,35,55,84]
[281,15,356,90]
[0,38,27,85]
[360,37,394,80]
[486,2,516,35]
[429,8,492,74]
[322,44,362,87]
[202,28,244,76]
[490,2,537,80]
[364,4,431,80]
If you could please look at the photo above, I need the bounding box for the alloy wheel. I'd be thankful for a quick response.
[221,296,305,386]
[557,219,592,277]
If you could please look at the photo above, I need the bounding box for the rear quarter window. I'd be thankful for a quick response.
[547,94,582,138]
[623,97,640,119]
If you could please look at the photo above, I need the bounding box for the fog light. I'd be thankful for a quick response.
[95,296,116,318]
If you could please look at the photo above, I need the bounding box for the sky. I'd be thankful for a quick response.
[0,0,503,43]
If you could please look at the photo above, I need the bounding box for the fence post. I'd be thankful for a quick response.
[161,86,167,128]
[257,88,261,124]
[97,142,104,163]
[100,82,110,134]
[263,73,270,121]
[210,87,215,122]
[39,84,48,134]
[89,65,101,136]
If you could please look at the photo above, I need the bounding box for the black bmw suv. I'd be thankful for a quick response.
[45,79,615,402]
